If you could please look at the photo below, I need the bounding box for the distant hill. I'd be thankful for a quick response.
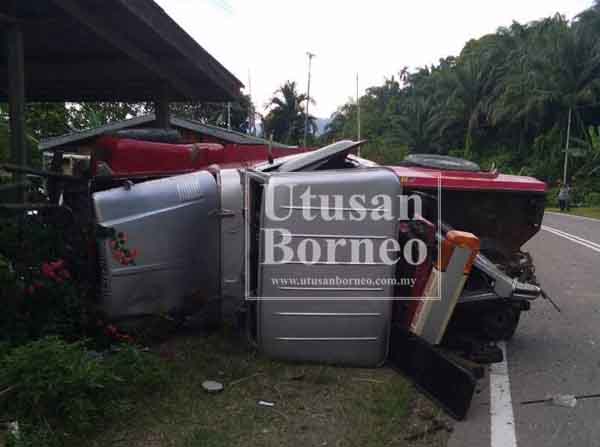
[315,117,331,136]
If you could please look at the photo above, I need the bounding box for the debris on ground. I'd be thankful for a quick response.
[201,380,224,393]
[522,393,578,408]
[549,394,577,408]
[257,400,275,407]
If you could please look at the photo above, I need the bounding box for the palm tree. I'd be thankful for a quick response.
[395,94,443,153]
[575,1,600,31]
[438,50,501,157]
[263,81,316,145]
[503,15,600,181]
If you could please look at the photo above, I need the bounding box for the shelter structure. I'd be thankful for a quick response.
[1,0,243,198]
[40,114,298,155]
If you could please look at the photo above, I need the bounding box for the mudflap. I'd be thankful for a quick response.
[388,324,477,420]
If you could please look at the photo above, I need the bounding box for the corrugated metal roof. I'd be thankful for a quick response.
[39,114,297,150]
[170,117,297,148]
[39,115,155,150]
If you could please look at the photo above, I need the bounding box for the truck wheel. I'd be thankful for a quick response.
[481,307,520,341]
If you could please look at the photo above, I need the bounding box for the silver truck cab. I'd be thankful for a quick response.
[244,142,403,366]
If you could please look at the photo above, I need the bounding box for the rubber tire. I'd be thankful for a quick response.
[481,307,521,341]
[403,154,481,172]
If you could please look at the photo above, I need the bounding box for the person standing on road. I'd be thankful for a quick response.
[558,183,571,212]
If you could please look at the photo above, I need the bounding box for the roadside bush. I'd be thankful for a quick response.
[0,213,93,344]
[585,191,600,207]
[546,187,559,208]
[5,422,62,447]
[1,337,118,431]
[0,337,167,444]
[105,344,168,391]
[0,254,87,344]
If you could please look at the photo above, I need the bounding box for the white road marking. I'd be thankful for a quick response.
[543,225,600,249]
[490,341,517,447]
[541,225,600,253]
[546,211,600,223]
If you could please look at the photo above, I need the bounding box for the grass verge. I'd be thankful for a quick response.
[86,331,451,447]
[546,207,600,220]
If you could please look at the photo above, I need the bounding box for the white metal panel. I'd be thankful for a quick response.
[94,171,219,320]
[255,168,402,366]
[218,169,245,321]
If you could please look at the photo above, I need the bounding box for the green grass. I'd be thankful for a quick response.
[84,331,450,447]
[546,207,600,220]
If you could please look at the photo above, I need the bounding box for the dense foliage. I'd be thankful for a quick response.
[262,81,317,145]
[0,338,167,446]
[170,94,254,133]
[0,214,167,446]
[323,3,600,199]
[0,97,254,167]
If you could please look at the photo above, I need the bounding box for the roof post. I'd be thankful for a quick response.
[155,83,170,129]
[6,22,27,202]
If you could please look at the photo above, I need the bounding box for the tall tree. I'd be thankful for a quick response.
[170,94,253,133]
[502,15,600,180]
[69,102,148,130]
[0,103,69,166]
[437,48,501,157]
[263,81,316,145]
[395,94,443,153]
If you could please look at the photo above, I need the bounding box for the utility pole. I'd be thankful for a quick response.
[248,69,256,136]
[155,83,171,129]
[227,102,231,130]
[303,51,315,147]
[563,107,572,185]
[356,73,361,157]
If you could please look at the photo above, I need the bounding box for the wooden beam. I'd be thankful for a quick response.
[51,0,197,100]
[0,81,225,102]
[6,24,27,203]
[0,163,84,182]
[14,59,166,82]
[155,83,170,129]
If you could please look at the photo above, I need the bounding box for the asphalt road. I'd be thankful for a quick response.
[448,211,600,447]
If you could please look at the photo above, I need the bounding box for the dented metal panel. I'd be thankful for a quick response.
[94,171,219,320]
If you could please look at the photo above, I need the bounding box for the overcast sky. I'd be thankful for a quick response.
[156,0,593,118]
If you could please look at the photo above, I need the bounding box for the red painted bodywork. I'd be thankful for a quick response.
[91,136,312,178]
[389,165,547,193]
[91,135,546,194]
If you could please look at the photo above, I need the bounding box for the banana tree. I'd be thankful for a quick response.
[569,125,600,176]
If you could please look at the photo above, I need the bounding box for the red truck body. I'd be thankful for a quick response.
[91,135,312,178]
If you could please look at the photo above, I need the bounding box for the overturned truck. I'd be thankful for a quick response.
[90,139,547,419]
